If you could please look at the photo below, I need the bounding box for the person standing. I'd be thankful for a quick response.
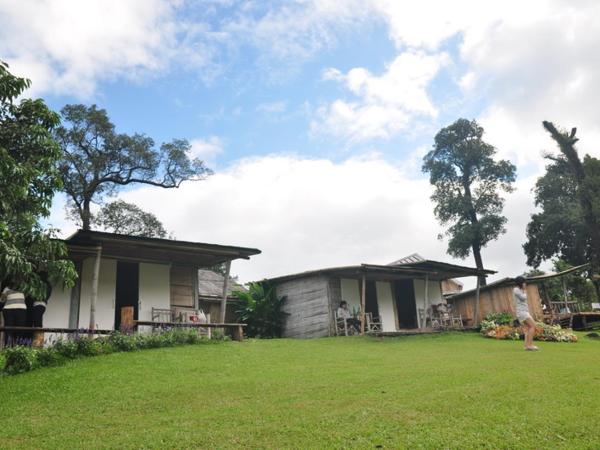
[1,283,27,346]
[513,276,538,351]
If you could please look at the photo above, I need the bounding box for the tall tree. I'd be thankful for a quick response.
[94,200,169,238]
[422,118,516,285]
[524,122,600,296]
[0,61,76,298]
[55,104,211,230]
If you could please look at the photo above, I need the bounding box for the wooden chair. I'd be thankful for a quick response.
[365,313,382,333]
[335,311,349,336]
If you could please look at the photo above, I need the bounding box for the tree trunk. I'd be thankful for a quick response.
[472,243,487,287]
[82,198,91,231]
[463,180,487,286]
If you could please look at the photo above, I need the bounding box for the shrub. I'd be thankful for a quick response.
[37,348,64,367]
[483,312,514,326]
[233,281,288,338]
[480,319,577,342]
[3,346,38,375]
[1,328,216,376]
[53,339,80,359]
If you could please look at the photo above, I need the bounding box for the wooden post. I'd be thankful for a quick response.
[562,278,569,312]
[360,273,366,335]
[68,261,82,329]
[219,260,232,323]
[424,274,429,329]
[89,245,102,330]
[474,276,481,326]
[233,325,244,342]
[120,306,135,333]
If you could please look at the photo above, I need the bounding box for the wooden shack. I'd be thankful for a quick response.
[267,255,494,338]
[447,264,590,325]
[447,278,543,324]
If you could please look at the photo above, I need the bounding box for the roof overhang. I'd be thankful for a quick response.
[65,230,261,267]
[266,261,494,284]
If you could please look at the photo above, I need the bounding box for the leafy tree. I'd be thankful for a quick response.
[55,104,212,230]
[0,62,76,299]
[233,282,288,338]
[524,122,600,297]
[422,118,516,285]
[94,200,169,238]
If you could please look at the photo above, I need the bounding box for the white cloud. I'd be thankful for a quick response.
[314,51,448,142]
[256,101,287,114]
[189,136,224,166]
[88,154,534,288]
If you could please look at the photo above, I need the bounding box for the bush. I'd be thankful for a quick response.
[233,281,288,338]
[53,339,80,359]
[37,348,64,367]
[1,328,216,376]
[3,346,38,375]
[480,318,577,342]
[483,312,514,326]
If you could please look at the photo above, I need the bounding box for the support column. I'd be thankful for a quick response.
[424,274,429,329]
[562,278,569,312]
[474,276,481,326]
[219,261,232,323]
[360,273,366,335]
[89,245,102,330]
[68,261,82,329]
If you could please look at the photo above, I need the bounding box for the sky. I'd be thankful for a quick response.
[2,0,600,287]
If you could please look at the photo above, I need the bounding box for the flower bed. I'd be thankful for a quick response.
[0,328,225,376]
[480,315,577,343]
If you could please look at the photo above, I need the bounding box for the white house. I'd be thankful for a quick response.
[44,230,261,330]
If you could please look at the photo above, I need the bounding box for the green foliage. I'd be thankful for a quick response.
[483,312,514,326]
[55,104,212,230]
[233,281,288,338]
[94,200,170,238]
[530,260,598,308]
[2,346,39,375]
[526,122,600,297]
[422,119,516,279]
[0,61,77,298]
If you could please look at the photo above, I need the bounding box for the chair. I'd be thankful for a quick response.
[365,312,382,333]
[335,311,349,336]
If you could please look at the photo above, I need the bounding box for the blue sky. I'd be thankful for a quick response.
[2,0,600,284]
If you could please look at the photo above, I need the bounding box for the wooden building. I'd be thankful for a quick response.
[267,254,494,338]
[197,269,246,323]
[43,230,260,330]
[446,264,590,325]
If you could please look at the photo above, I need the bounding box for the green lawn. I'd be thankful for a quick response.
[1,333,599,449]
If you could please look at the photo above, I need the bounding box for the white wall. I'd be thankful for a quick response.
[413,279,443,313]
[340,278,361,313]
[138,262,170,323]
[44,285,72,328]
[375,281,396,332]
[78,257,117,330]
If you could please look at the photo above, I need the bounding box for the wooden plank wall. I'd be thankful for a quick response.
[170,265,194,307]
[328,277,342,336]
[450,284,543,324]
[276,276,330,338]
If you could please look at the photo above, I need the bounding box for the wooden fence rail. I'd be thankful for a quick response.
[133,320,246,341]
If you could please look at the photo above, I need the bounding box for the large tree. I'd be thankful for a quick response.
[94,200,169,238]
[422,118,516,285]
[524,122,600,296]
[55,104,211,230]
[0,62,76,298]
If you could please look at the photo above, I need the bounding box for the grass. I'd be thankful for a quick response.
[1,332,599,449]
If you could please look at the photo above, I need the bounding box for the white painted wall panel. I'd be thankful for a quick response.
[78,257,117,330]
[340,278,361,313]
[43,285,71,328]
[375,281,396,332]
[413,279,443,312]
[139,262,170,322]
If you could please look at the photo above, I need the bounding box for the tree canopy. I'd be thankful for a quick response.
[0,61,76,298]
[55,104,212,230]
[422,118,516,285]
[524,121,600,296]
[94,200,169,238]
